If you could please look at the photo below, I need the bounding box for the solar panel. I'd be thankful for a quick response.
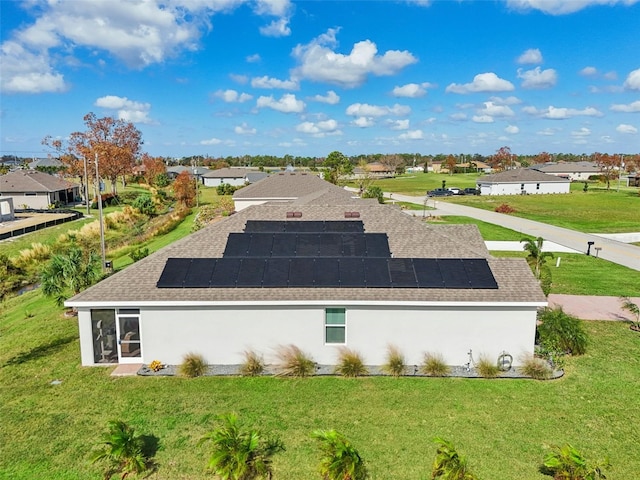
[364,233,391,257]
[296,234,320,256]
[324,221,364,233]
[284,221,324,233]
[314,258,340,286]
[339,258,365,286]
[244,220,284,232]
[318,233,343,257]
[413,258,445,288]
[247,234,273,256]
[364,258,391,287]
[182,258,217,287]
[210,258,242,287]
[157,258,192,288]
[236,258,266,287]
[288,258,316,286]
[463,259,498,289]
[262,258,290,286]
[271,234,297,257]
[342,233,366,256]
[389,258,418,287]
[439,259,471,288]
[223,233,251,257]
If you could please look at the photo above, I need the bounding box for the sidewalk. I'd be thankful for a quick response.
[548,294,640,322]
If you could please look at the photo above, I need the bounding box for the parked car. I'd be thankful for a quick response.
[463,187,480,195]
[427,188,453,197]
[447,187,463,195]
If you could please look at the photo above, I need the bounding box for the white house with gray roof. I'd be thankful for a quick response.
[477,168,570,196]
[529,161,600,181]
[0,170,80,209]
[67,175,546,369]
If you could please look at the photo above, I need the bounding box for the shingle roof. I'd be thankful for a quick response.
[233,172,332,199]
[0,170,76,193]
[529,161,599,173]
[67,202,546,306]
[479,168,569,184]
[201,167,250,178]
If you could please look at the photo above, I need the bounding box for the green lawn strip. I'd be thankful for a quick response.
[427,215,535,241]
[1,291,639,479]
[491,251,640,297]
[354,172,480,196]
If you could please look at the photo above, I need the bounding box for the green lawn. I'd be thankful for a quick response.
[1,290,639,479]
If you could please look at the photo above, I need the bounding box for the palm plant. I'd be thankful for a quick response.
[311,429,368,480]
[90,420,148,479]
[619,296,640,330]
[537,307,588,355]
[41,246,100,306]
[431,437,479,480]
[199,413,285,480]
[521,237,554,279]
[541,444,610,479]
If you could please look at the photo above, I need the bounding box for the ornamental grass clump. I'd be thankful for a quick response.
[518,355,553,380]
[274,344,315,377]
[420,352,451,377]
[240,350,265,377]
[334,347,368,377]
[382,345,406,377]
[475,355,500,378]
[179,352,208,378]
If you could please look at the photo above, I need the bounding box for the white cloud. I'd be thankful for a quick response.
[398,130,424,140]
[246,54,261,63]
[94,95,153,124]
[309,90,340,104]
[478,101,515,117]
[517,48,542,65]
[254,0,293,17]
[296,119,340,136]
[623,68,640,90]
[200,137,222,145]
[524,105,603,119]
[537,128,557,136]
[215,89,253,103]
[505,125,520,134]
[506,0,640,15]
[517,67,558,89]
[259,17,291,37]
[251,76,298,90]
[352,117,375,128]
[388,119,410,130]
[0,40,66,93]
[391,82,435,98]
[472,115,494,123]
[610,100,640,112]
[345,103,411,117]
[604,71,618,80]
[489,96,522,105]
[230,74,249,84]
[256,93,305,113]
[291,28,417,88]
[450,113,467,121]
[616,124,638,134]
[235,122,256,135]
[580,66,598,76]
[571,127,591,137]
[445,72,515,94]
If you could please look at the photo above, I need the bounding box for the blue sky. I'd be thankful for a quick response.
[1,0,639,159]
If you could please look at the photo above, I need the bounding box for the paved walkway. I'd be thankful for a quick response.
[549,294,639,321]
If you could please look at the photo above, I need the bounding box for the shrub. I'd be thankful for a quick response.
[420,353,451,377]
[129,247,149,263]
[240,350,265,377]
[431,437,479,480]
[541,444,610,480]
[154,173,170,187]
[179,352,208,378]
[537,307,588,355]
[334,348,368,377]
[311,430,368,480]
[132,194,156,216]
[362,185,384,204]
[495,203,516,213]
[382,345,405,377]
[274,344,315,377]
[475,355,500,378]
[12,242,52,269]
[518,355,553,380]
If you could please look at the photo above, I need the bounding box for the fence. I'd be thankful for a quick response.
[0,209,83,241]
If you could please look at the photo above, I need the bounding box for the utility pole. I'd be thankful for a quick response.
[617,154,624,192]
[94,153,107,272]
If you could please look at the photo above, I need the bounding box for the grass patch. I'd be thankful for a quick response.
[1,291,640,479]
[429,215,534,241]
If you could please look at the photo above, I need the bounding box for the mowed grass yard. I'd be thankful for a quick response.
[1,290,640,480]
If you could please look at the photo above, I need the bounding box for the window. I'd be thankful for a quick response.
[325,308,346,344]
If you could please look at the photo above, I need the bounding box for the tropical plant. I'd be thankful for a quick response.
[431,437,479,480]
[41,246,101,306]
[178,352,208,377]
[129,247,149,263]
[541,444,610,479]
[474,355,500,379]
[521,236,554,282]
[311,429,368,480]
[199,413,285,480]
[334,347,368,377]
[537,307,588,355]
[274,344,315,377]
[619,296,640,330]
[381,345,406,377]
[240,350,265,377]
[420,353,451,377]
[362,186,384,204]
[518,355,553,380]
[132,194,156,216]
[90,420,149,479]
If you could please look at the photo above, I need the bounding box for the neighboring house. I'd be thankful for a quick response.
[27,157,64,170]
[626,173,639,187]
[352,162,395,179]
[166,165,210,180]
[202,168,251,187]
[66,176,546,369]
[458,161,492,174]
[0,197,15,221]
[0,170,80,209]
[477,168,570,196]
[529,161,600,181]
[245,171,269,184]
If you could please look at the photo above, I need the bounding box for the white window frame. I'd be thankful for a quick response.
[324,307,346,345]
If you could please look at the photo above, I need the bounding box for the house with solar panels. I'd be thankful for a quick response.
[66,174,546,368]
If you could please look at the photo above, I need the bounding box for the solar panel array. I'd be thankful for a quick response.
[156,220,498,289]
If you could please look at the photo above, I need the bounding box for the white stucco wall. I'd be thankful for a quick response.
[203,177,246,187]
[479,182,569,195]
[6,192,52,209]
[77,303,538,368]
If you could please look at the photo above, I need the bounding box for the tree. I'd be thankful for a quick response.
[380,154,404,176]
[541,444,610,480]
[140,153,167,186]
[354,160,375,194]
[91,420,151,480]
[199,413,284,480]
[431,438,479,480]
[619,296,640,330]
[173,170,196,207]
[42,135,90,201]
[593,152,618,190]
[537,307,588,356]
[520,237,553,280]
[323,151,353,185]
[490,146,513,171]
[41,247,101,306]
[444,155,457,175]
[311,429,368,480]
